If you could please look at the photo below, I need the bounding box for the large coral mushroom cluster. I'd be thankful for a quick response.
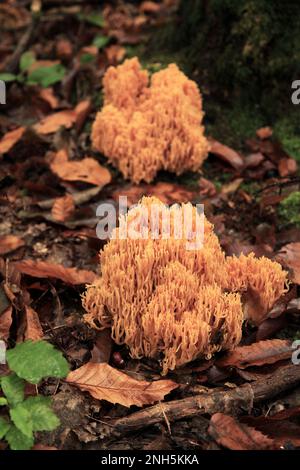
[91,58,209,184]
[83,197,288,375]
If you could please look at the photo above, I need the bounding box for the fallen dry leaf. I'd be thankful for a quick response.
[39,88,59,109]
[113,182,196,206]
[140,1,162,13]
[0,235,24,255]
[66,362,178,407]
[105,45,126,64]
[256,127,273,140]
[199,177,217,197]
[0,127,25,154]
[244,152,265,169]
[208,413,275,450]
[50,151,111,187]
[13,259,96,285]
[216,339,292,369]
[74,99,91,132]
[242,407,300,448]
[209,139,244,170]
[278,158,298,177]
[33,110,76,134]
[221,178,243,195]
[0,306,12,341]
[24,305,43,341]
[276,242,300,284]
[51,194,75,222]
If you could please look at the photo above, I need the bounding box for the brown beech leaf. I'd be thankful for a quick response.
[256,127,273,140]
[0,306,12,341]
[0,127,25,154]
[0,235,24,255]
[276,242,300,285]
[33,109,76,134]
[208,413,275,450]
[13,260,96,285]
[24,305,43,341]
[51,194,75,222]
[49,150,111,187]
[113,182,196,206]
[66,362,178,407]
[278,158,298,177]
[105,45,126,64]
[209,139,244,170]
[39,88,59,109]
[140,1,162,13]
[242,407,300,448]
[216,339,292,369]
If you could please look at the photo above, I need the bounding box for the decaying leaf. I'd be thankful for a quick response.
[33,100,90,135]
[209,139,244,170]
[113,182,196,206]
[66,362,178,407]
[24,306,43,341]
[49,150,111,187]
[13,260,96,285]
[0,127,25,154]
[217,339,292,369]
[39,88,59,109]
[208,413,275,450]
[0,306,13,341]
[51,194,75,222]
[276,243,300,285]
[0,235,24,255]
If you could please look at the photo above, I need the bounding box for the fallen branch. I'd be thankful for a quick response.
[109,364,300,434]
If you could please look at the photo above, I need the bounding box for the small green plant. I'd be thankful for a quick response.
[278,191,300,227]
[0,51,66,88]
[0,340,69,450]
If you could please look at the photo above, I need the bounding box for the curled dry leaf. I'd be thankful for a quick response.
[24,305,43,341]
[51,194,75,222]
[0,235,24,255]
[208,413,275,450]
[49,150,111,187]
[216,339,292,369]
[276,242,300,285]
[33,100,90,135]
[66,362,178,407]
[105,45,126,64]
[0,306,13,341]
[0,127,25,154]
[209,139,244,170]
[13,259,96,285]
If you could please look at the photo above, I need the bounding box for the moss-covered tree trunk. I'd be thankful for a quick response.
[174,0,300,116]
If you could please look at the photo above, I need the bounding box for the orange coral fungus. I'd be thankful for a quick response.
[83,197,288,374]
[91,58,209,183]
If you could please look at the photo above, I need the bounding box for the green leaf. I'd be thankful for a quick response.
[23,396,60,431]
[78,12,105,28]
[27,64,66,88]
[20,51,35,72]
[0,73,17,82]
[5,425,34,450]
[80,53,95,64]
[0,397,7,406]
[7,340,69,384]
[1,373,25,407]
[93,35,110,49]
[0,417,10,439]
[10,403,33,438]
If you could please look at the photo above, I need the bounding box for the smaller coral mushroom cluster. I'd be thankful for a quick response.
[83,197,288,375]
[91,58,209,184]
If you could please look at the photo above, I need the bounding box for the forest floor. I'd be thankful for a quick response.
[0,0,300,451]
